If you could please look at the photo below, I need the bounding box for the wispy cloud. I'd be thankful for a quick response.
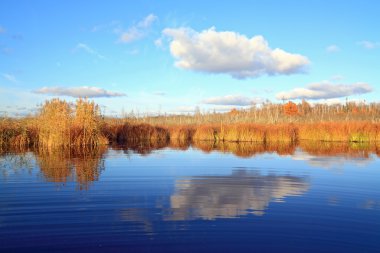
[34,86,126,98]
[1,73,17,83]
[1,47,13,55]
[357,40,380,49]
[153,91,166,96]
[326,44,340,53]
[276,81,372,100]
[119,14,158,43]
[74,43,105,59]
[91,20,122,32]
[202,95,264,106]
[162,27,310,79]
[0,26,5,34]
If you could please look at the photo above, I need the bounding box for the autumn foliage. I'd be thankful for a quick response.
[283,101,299,116]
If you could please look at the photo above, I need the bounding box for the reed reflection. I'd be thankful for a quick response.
[166,170,309,220]
[36,147,106,190]
[192,141,296,157]
[295,141,380,168]
[111,139,169,156]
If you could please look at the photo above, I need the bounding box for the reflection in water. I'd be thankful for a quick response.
[0,152,34,178]
[299,141,378,158]
[36,147,106,190]
[122,170,309,224]
[191,141,297,157]
[110,139,169,156]
[167,170,309,220]
[293,141,378,169]
[1,140,379,190]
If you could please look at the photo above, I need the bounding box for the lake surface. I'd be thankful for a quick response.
[1,142,380,252]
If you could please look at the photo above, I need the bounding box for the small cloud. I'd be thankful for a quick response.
[202,95,263,106]
[137,14,157,29]
[33,86,126,98]
[0,26,5,34]
[91,20,122,32]
[326,44,340,53]
[1,73,17,83]
[119,14,157,43]
[162,27,310,79]
[154,38,163,48]
[172,106,198,114]
[357,40,380,49]
[330,74,344,81]
[127,49,139,55]
[153,91,166,96]
[276,81,373,100]
[1,47,14,55]
[74,43,105,59]
[11,34,23,40]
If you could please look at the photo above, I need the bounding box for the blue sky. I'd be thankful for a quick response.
[0,0,379,116]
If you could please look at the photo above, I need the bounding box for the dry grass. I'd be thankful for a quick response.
[2,99,380,147]
[298,122,380,142]
[115,123,169,143]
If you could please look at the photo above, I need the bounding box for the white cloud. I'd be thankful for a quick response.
[202,95,264,106]
[120,14,157,43]
[357,40,380,49]
[162,27,310,79]
[75,43,105,59]
[34,86,126,98]
[326,44,340,53]
[0,26,5,34]
[276,81,372,100]
[1,73,17,83]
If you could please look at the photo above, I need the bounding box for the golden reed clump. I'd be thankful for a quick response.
[36,98,108,149]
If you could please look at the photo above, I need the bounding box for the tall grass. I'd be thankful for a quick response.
[37,98,108,148]
[298,122,380,142]
[38,99,72,148]
[2,98,380,147]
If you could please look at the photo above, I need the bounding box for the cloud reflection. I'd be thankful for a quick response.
[166,170,309,220]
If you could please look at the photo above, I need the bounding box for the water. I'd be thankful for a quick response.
[1,142,379,252]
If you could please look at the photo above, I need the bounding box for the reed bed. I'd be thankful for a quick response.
[298,122,380,142]
[191,123,297,143]
[3,98,380,147]
[114,123,169,143]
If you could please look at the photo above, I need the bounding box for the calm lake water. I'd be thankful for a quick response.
[1,142,379,252]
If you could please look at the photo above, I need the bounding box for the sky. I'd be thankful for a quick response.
[0,0,379,116]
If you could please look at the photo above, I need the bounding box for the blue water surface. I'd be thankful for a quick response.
[0,145,379,252]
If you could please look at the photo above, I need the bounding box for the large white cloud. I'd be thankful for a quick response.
[202,95,263,106]
[276,82,373,100]
[162,27,310,79]
[34,86,126,98]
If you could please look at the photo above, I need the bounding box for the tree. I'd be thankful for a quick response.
[283,101,298,116]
